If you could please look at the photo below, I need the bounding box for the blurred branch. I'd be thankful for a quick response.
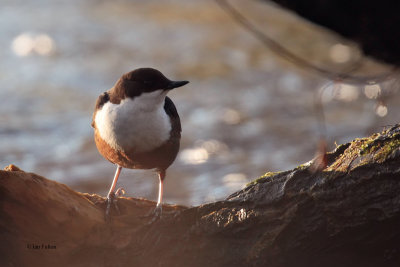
[264,0,400,67]
[215,0,398,84]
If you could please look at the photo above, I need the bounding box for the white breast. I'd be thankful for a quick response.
[94,91,171,153]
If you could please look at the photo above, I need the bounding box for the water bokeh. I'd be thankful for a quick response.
[1,0,399,206]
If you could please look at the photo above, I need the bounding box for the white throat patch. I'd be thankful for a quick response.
[94,90,172,153]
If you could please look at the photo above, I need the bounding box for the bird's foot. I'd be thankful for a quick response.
[104,187,125,222]
[152,204,162,218]
[146,204,163,224]
[115,187,126,197]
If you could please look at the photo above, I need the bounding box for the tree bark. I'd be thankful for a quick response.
[1,124,400,267]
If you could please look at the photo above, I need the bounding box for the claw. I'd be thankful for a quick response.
[147,170,164,224]
[153,204,162,218]
[147,204,162,224]
[115,187,126,197]
[105,166,123,222]
[105,191,120,222]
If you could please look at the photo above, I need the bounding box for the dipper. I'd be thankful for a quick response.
[91,68,188,219]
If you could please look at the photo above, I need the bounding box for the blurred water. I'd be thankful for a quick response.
[1,0,399,206]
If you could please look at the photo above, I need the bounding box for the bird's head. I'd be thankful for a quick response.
[112,68,189,105]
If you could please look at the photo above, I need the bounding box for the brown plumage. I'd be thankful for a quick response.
[92,68,188,220]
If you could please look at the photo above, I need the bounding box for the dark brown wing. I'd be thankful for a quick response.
[164,96,181,136]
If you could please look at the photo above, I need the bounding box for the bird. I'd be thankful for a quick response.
[91,67,188,220]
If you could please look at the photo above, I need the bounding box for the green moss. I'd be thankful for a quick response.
[296,162,312,170]
[359,134,380,156]
[332,142,350,154]
[355,131,400,165]
[246,171,280,187]
[325,130,400,172]
[260,171,280,179]
[248,127,400,186]
[358,129,399,156]
[374,138,400,161]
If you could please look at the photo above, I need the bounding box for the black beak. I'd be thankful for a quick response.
[166,80,189,90]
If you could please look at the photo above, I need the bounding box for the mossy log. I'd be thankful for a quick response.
[1,124,400,267]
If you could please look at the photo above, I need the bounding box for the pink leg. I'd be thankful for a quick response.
[105,165,122,221]
[107,165,122,198]
[156,170,165,208]
[152,170,165,218]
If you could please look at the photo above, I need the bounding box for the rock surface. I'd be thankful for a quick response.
[1,125,400,267]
